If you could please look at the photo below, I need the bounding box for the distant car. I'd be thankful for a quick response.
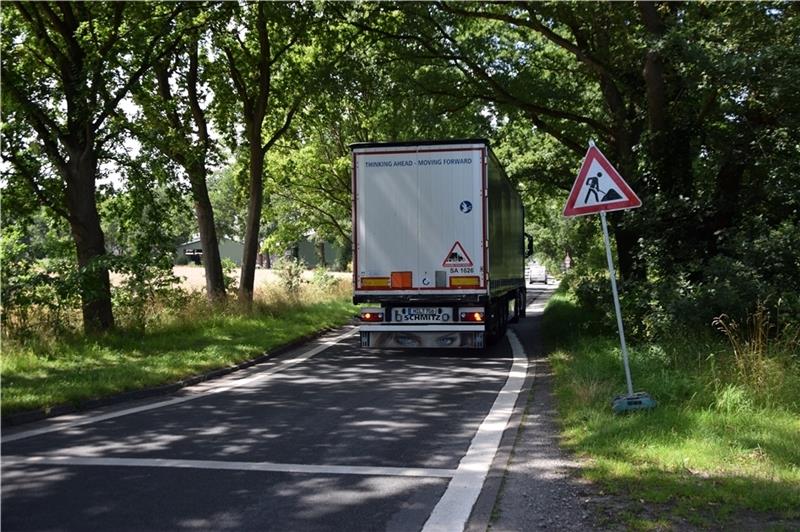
[527,261,548,284]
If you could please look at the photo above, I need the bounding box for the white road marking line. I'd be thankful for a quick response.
[421,330,530,532]
[1,328,358,444]
[2,455,457,479]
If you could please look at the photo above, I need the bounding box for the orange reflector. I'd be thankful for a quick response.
[449,276,480,287]
[361,277,390,288]
[391,271,413,288]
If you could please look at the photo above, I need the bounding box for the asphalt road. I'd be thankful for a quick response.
[2,284,555,532]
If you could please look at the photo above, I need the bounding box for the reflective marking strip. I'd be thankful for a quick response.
[422,330,529,532]
[448,276,480,287]
[360,277,391,287]
[1,328,359,444]
[2,455,457,479]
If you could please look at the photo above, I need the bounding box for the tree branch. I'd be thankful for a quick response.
[262,100,300,153]
[1,66,68,169]
[187,36,210,149]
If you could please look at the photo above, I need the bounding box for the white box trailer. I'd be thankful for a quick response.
[351,139,530,348]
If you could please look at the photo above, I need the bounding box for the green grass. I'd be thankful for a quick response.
[1,289,357,416]
[544,288,800,528]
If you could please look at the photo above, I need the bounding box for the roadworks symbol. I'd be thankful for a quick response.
[563,145,642,217]
[442,241,473,267]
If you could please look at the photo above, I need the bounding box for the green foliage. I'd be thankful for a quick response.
[2,227,72,334]
[274,256,307,293]
[220,258,238,292]
[208,162,248,241]
[712,302,800,407]
[311,265,337,290]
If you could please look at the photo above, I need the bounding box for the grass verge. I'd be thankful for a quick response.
[544,288,800,529]
[1,282,358,416]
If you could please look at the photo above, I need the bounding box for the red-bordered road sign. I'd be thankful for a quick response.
[563,145,642,217]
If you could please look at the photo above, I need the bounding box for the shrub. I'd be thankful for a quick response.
[111,255,182,333]
[221,258,238,292]
[1,227,83,336]
[274,256,306,293]
[311,265,337,290]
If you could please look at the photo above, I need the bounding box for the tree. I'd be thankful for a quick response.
[346,1,800,290]
[1,2,191,331]
[208,2,314,305]
[264,9,495,262]
[131,16,227,300]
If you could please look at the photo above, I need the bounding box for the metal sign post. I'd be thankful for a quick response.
[562,140,655,413]
[600,210,634,396]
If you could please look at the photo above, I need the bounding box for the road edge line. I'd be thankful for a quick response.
[421,329,529,532]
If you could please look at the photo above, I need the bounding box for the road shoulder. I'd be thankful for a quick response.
[467,285,598,531]
[487,357,597,531]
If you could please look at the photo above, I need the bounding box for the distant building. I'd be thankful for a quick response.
[175,237,345,269]
[296,239,345,269]
[175,237,245,266]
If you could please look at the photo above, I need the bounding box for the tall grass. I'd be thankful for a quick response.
[711,301,800,407]
[544,287,800,527]
[1,277,358,415]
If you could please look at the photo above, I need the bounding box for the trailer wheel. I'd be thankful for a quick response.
[519,290,527,319]
[486,302,501,345]
[499,299,509,337]
[509,294,519,324]
[510,290,525,323]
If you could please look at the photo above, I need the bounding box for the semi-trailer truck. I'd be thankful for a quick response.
[351,139,530,349]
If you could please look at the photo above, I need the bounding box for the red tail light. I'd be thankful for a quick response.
[360,310,384,322]
[460,311,484,322]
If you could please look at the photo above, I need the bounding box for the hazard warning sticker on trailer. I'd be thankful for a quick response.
[442,241,473,267]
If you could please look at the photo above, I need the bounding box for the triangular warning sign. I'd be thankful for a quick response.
[442,241,473,267]
[563,145,642,217]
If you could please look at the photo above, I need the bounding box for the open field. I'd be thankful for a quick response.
[108,266,352,292]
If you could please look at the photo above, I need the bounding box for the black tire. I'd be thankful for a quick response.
[486,302,501,345]
[510,293,519,324]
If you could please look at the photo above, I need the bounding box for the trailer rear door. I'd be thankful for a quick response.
[353,143,487,296]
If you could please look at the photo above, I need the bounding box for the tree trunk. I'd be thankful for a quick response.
[64,152,115,333]
[315,241,326,268]
[613,224,640,283]
[188,167,226,300]
[238,142,265,305]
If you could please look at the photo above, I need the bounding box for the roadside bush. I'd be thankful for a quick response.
[274,256,306,293]
[112,258,182,333]
[712,301,800,408]
[311,265,337,290]
[1,227,83,337]
[221,257,238,292]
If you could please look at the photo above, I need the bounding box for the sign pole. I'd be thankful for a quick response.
[562,139,654,412]
[600,210,634,397]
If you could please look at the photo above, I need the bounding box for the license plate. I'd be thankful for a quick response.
[393,307,453,323]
